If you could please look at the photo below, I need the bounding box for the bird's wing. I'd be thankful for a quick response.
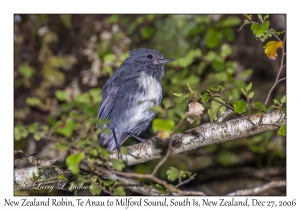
[97,85,120,120]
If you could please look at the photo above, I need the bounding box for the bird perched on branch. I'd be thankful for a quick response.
[97,48,174,151]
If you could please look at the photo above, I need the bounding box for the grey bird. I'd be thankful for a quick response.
[97,48,174,151]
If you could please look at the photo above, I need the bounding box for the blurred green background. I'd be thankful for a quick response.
[14,14,286,195]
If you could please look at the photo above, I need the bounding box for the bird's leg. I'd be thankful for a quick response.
[125,132,147,142]
[112,128,121,159]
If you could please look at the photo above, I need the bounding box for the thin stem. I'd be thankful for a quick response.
[151,137,174,176]
[264,34,286,106]
[175,173,196,188]
[243,14,281,41]
[173,117,185,133]
[277,77,286,83]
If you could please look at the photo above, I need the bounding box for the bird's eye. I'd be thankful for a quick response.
[147,54,153,59]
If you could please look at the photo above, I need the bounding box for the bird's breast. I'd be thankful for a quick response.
[136,72,162,104]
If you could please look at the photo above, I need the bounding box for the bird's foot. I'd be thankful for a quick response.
[125,132,147,142]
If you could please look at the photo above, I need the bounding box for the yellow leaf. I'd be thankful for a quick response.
[263,41,283,60]
[157,130,171,140]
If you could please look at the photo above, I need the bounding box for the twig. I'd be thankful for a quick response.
[151,137,174,176]
[80,159,206,196]
[227,180,286,195]
[277,77,286,83]
[99,184,115,195]
[264,34,286,106]
[212,97,257,128]
[243,14,282,41]
[175,173,196,188]
[14,150,65,168]
[217,109,233,123]
[173,117,185,132]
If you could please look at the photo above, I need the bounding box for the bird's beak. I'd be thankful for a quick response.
[158,58,175,64]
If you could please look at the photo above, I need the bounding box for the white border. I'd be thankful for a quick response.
[2,0,298,209]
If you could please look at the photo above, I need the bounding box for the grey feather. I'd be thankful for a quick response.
[97,48,174,151]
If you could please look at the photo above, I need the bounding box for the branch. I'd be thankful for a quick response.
[14,110,285,194]
[227,180,286,195]
[14,150,65,168]
[109,110,285,166]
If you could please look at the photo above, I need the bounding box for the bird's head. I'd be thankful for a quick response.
[129,48,174,66]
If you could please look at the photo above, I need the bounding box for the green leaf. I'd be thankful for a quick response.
[33,134,41,141]
[222,27,235,42]
[66,152,85,174]
[28,123,39,133]
[263,15,269,21]
[269,28,285,35]
[248,91,254,99]
[98,146,110,158]
[273,99,280,105]
[171,49,202,68]
[233,100,248,114]
[88,148,98,157]
[14,126,29,140]
[111,159,125,171]
[238,19,251,31]
[241,88,245,95]
[166,167,180,181]
[201,93,211,103]
[173,93,183,97]
[187,83,193,92]
[218,151,239,166]
[212,60,224,71]
[103,54,116,62]
[90,183,102,195]
[102,180,114,187]
[54,120,76,137]
[259,31,272,42]
[258,14,262,20]
[152,119,175,132]
[238,68,253,80]
[181,170,192,178]
[277,125,286,136]
[208,102,220,122]
[220,44,232,58]
[58,175,68,181]
[120,146,130,155]
[219,16,241,27]
[246,82,252,91]
[19,64,35,79]
[150,106,164,114]
[250,21,270,38]
[280,95,286,103]
[26,97,41,106]
[205,28,222,48]
[155,184,166,194]
[254,102,267,112]
[210,86,224,92]
[141,26,154,39]
[113,187,126,196]
[162,98,174,109]
[55,90,68,101]
[204,51,217,62]
[228,95,236,102]
[14,126,23,141]
[89,88,101,103]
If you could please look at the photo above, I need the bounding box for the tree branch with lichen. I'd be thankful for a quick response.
[14,110,285,195]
